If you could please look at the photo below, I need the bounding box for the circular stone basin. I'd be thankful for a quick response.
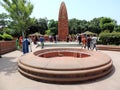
[18,48,113,84]
[37,50,90,58]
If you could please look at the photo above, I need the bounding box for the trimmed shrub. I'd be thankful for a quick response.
[99,32,120,45]
[2,34,13,41]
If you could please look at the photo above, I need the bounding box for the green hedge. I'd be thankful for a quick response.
[2,34,13,41]
[99,32,120,45]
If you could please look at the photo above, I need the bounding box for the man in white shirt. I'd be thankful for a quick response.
[91,35,97,51]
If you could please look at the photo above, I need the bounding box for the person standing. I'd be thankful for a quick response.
[56,35,58,42]
[28,36,32,52]
[49,35,53,42]
[78,34,81,45]
[91,35,97,51]
[39,35,45,49]
[16,37,20,50]
[66,35,70,42]
[53,34,57,43]
[33,35,38,45]
[87,35,92,50]
[22,36,30,54]
[19,36,23,50]
[81,35,87,49]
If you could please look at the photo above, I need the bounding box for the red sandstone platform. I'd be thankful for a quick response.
[97,45,120,51]
[18,48,113,84]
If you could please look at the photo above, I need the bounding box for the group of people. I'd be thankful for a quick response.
[16,35,45,54]
[30,35,45,49]
[35,35,45,49]
[49,35,58,43]
[16,36,32,54]
[16,34,97,55]
[79,34,98,50]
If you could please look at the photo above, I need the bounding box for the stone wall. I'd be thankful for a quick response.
[0,41,16,55]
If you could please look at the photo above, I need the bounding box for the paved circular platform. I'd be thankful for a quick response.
[18,48,113,84]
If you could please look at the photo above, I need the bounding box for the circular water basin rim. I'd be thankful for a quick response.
[18,48,113,83]
[37,50,91,58]
[19,48,112,70]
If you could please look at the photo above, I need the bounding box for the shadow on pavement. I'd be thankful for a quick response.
[0,56,18,75]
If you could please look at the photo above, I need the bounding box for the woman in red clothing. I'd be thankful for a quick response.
[81,34,87,49]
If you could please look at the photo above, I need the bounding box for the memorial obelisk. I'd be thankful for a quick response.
[58,2,69,41]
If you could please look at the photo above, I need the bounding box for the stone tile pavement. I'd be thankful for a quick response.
[0,43,120,90]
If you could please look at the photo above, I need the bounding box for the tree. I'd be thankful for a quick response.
[69,18,78,34]
[0,13,10,34]
[36,17,48,34]
[88,17,102,34]
[68,18,87,34]
[100,17,117,32]
[114,25,120,32]
[78,20,89,33]
[28,17,48,35]
[0,0,35,37]
[48,19,58,35]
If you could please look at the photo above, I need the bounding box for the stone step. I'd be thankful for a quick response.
[18,59,113,84]
[18,67,112,84]
[18,60,112,73]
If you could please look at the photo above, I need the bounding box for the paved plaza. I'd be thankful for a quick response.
[0,42,120,90]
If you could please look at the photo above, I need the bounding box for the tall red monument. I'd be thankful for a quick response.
[58,2,69,41]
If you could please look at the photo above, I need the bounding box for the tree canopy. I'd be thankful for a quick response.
[0,13,10,34]
[0,0,35,37]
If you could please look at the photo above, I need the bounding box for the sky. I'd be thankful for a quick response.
[0,0,120,24]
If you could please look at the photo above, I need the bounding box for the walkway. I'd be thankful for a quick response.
[0,42,120,90]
